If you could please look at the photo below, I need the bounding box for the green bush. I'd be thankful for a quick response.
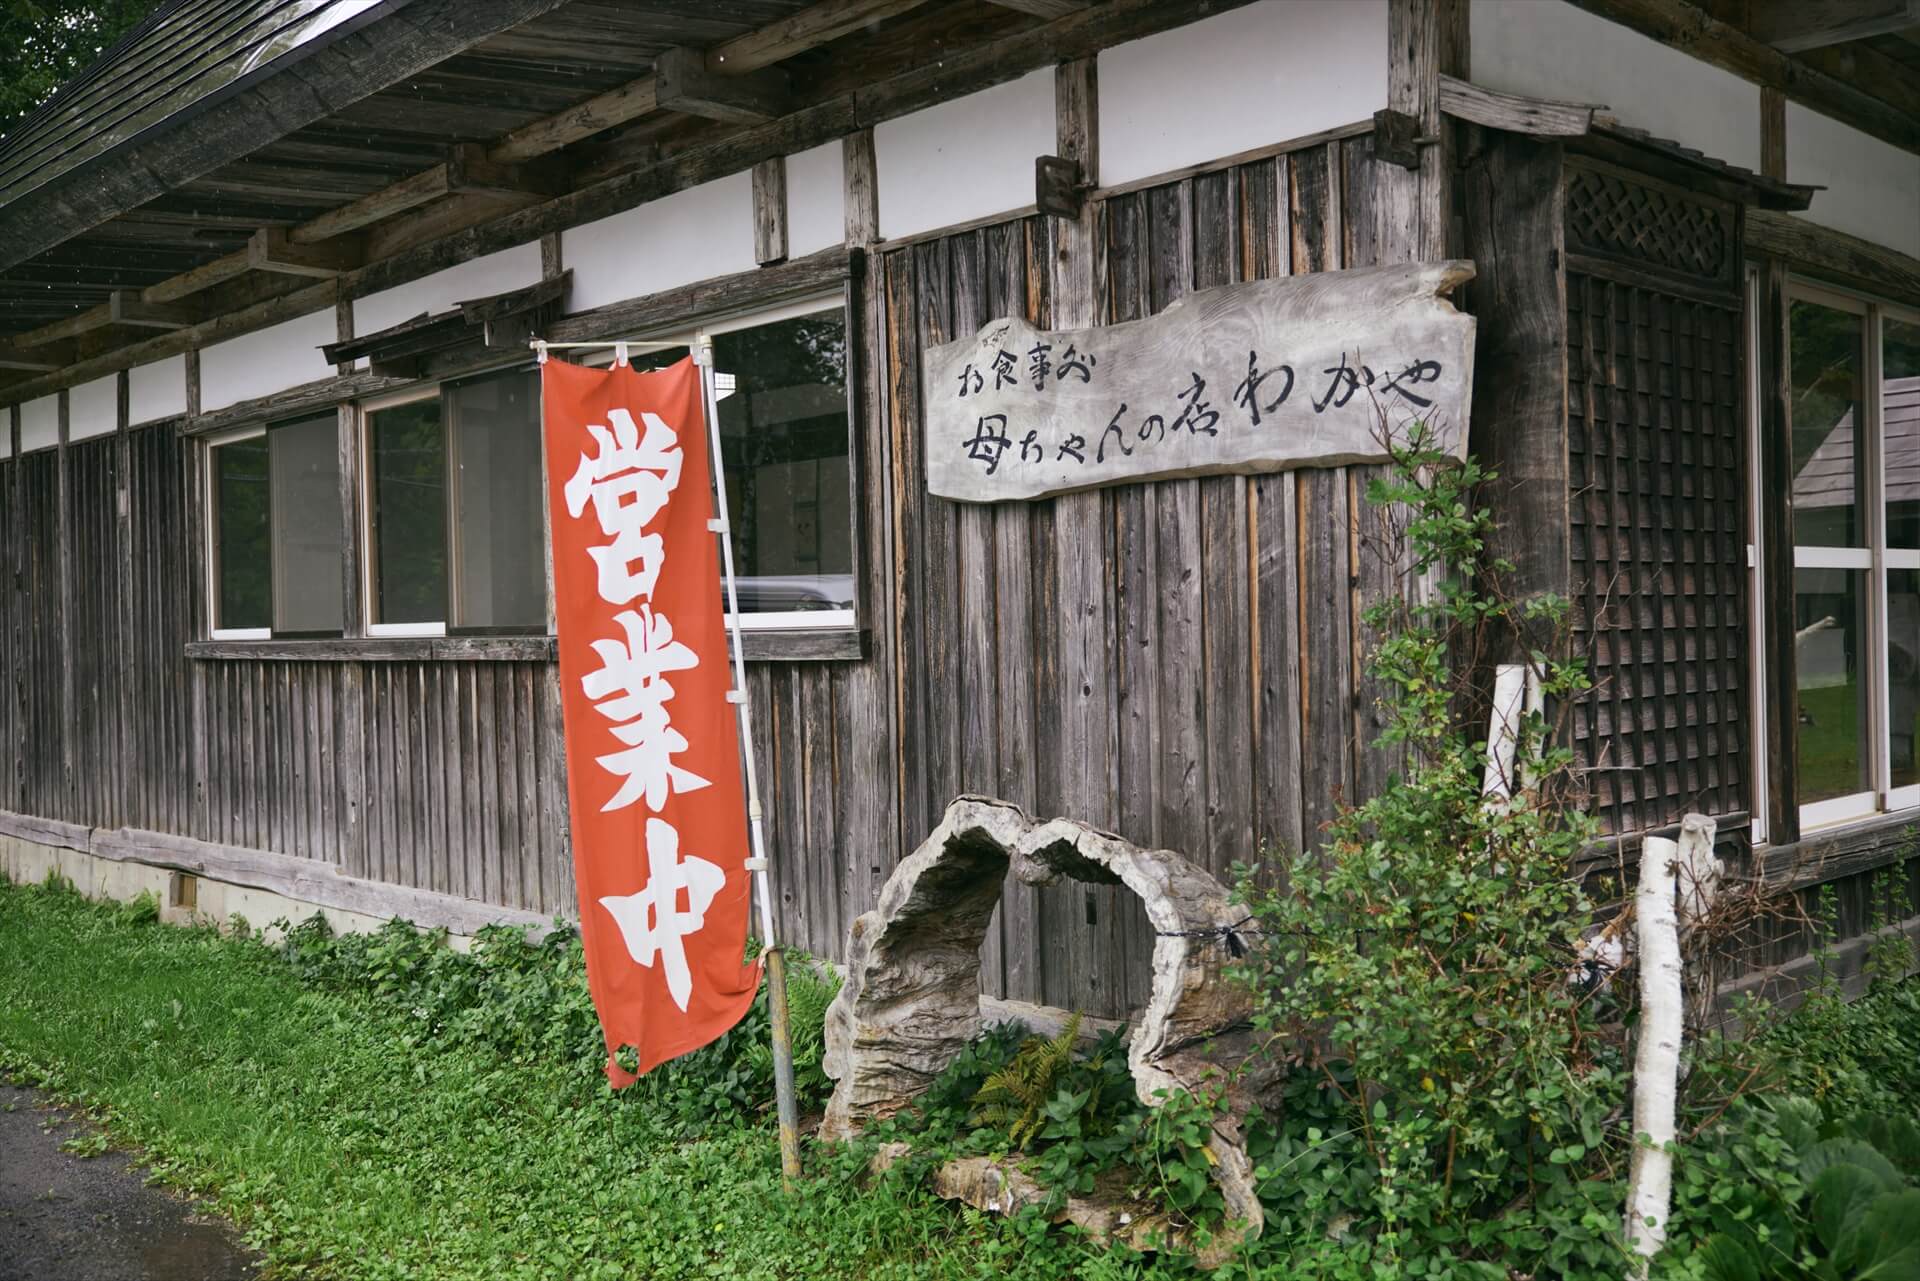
[271,911,840,1132]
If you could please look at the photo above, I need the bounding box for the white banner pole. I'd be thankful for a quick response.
[693,335,802,1182]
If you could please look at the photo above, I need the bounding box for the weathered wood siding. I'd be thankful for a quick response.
[0,132,1405,1020]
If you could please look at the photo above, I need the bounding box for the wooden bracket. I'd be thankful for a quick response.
[447,143,568,200]
[654,46,791,123]
[107,290,196,330]
[1035,154,1086,219]
[247,227,363,278]
[0,342,63,371]
[1372,108,1429,170]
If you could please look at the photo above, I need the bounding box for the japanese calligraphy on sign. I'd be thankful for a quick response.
[924,260,1477,503]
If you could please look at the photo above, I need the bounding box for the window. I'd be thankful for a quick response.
[364,366,547,636]
[208,414,343,638]
[611,297,855,629]
[1784,284,1920,828]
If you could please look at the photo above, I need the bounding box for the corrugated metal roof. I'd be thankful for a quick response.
[0,0,393,212]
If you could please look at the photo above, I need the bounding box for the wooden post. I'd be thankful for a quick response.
[1048,56,1117,1009]
[55,390,74,818]
[115,372,134,829]
[1757,259,1799,846]
[752,156,789,266]
[185,348,210,841]
[1760,86,1786,181]
[7,403,21,813]
[1379,0,1468,264]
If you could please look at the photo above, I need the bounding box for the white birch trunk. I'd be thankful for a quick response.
[1624,833,1682,1267]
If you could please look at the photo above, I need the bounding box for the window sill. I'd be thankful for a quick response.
[184,628,868,664]
[1752,807,1920,891]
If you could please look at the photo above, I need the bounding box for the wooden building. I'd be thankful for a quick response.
[1,0,1916,1018]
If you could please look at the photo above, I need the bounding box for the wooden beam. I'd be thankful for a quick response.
[0,343,62,371]
[107,290,196,330]
[752,156,789,264]
[700,0,932,75]
[1438,73,1596,135]
[1746,206,1920,300]
[654,46,792,123]
[1793,38,1920,123]
[291,163,458,244]
[141,249,251,305]
[985,0,1088,14]
[445,143,569,201]
[1564,0,1920,153]
[247,227,363,278]
[1746,0,1920,51]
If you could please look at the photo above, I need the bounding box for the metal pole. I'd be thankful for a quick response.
[693,335,802,1183]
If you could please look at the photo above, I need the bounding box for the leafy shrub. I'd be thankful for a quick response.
[271,912,839,1132]
[1230,424,1624,1279]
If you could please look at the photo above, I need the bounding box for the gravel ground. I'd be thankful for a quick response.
[0,1082,258,1281]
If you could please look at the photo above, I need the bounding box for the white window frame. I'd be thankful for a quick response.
[588,293,857,632]
[1775,278,1920,832]
[204,424,272,641]
[360,384,449,639]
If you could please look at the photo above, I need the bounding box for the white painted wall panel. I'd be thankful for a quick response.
[68,374,118,441]
[201,310,338,413]
[875,69,1053,240]
[20,395,58,453]
[787,141,845,258]
[1787,104,1920,260]
[1472,0,1758,171]
[353,242,542,337]
[1098,0,1388,187]
[129,355,188,425]
[563,172,756,315]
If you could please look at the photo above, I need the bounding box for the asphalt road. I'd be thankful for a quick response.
[0,1083,258,1281]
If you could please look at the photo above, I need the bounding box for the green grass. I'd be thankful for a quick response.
[1795,682,1920,804]
[0,878,1163,1281]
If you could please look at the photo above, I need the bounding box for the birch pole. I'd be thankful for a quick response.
[1623,814,1717,1269]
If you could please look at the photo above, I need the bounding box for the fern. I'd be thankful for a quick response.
[970,1012,1083,1148]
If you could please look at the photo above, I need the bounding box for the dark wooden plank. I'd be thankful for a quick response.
[752,155,789,266]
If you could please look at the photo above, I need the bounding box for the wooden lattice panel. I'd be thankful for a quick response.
[1566,273,1747,836]
[1566,164,1734,289]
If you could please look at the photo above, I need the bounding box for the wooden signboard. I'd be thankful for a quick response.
[923,260,1477,503]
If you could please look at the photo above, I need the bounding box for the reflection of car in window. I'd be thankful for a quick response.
[732,575,855,614]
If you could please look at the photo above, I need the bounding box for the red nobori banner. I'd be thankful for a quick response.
[541,355,759,1083]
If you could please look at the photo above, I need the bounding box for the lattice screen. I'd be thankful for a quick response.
[1566,165,1736,291]
[1565,267,1748,836]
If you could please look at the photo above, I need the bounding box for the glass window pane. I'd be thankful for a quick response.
[1795,567,1872,806]
[1885,318,1920,550]
[268,414,344,634]
[213,437,270,631]
[448,369,544,630]
[710,310,853,615]
[1893,567,1919,792]
[1790,300,1866,548]
[369,399,447,625]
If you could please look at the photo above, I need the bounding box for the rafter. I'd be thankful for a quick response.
[1746,0,1920,52]
[1565,0,1920,153]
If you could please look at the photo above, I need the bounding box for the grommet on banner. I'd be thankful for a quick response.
[707,518,728,533]
[613,340,629,367]
[744,857,767,871]
[726,689,746,704]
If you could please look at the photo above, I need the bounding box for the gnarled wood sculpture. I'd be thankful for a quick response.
[820,795,1269,1265]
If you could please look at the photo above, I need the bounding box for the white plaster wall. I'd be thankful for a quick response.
[20,395,58,453]
[1472,0,1759,172]
[68,373,117,441]
[353,242,543,337]
[787,141,846,258]
[875,68,1053,240]
[129,354,188,425]
[1098,0,1389,187]
[1787,104,1920,261]
[200,310,338,412]
[563,171,757,315]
